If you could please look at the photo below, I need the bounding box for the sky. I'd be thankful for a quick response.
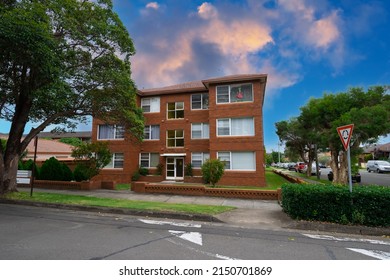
[1,0,390,151]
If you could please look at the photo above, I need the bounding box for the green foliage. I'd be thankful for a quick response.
[18,159,40,179]
[281,184,390,227]
[71,142,112,180]
[73,163,89,182]
[139,167,149,176]
[131,171,140,182]
[201,159,225,187]
[0,0,144,192]
[59,138,82,147]
[39,157,72,181]
[184,163,193,177]
[156,163,164,176]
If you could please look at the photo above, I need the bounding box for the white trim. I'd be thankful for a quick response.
[161,153,186,157]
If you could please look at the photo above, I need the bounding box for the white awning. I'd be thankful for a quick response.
[160,153,186,157]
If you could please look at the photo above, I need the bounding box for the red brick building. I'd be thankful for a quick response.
[92,74,267,187]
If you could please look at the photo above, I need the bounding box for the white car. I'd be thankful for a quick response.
[366,160,390,173]
[302,162,321,175]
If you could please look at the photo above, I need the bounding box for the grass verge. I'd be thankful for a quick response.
[3,191,234,215]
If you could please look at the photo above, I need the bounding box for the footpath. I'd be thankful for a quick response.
[4,186,389,237]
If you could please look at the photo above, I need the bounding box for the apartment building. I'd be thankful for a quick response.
[92,74,267,187]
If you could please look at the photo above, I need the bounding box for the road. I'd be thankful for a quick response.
[1,204,389,260]
[319,168,390,186]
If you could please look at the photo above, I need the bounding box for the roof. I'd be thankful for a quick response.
[138,74,267,96]
[38,131,92,139]
[25,138,73,155]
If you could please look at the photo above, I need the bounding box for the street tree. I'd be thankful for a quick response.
[298,86,390,184]
[0,1,144,194]
[275,118,319,176]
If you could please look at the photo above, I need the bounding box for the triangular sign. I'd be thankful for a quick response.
[337,124,354,151]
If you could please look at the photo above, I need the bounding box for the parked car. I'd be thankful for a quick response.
[302,162,321,175]
[327,170,361,183]
[287,162,296,171]
[366,160,390,173]
[294,162,306,173]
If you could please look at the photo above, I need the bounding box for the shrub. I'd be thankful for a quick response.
[156,163,164,175]
[185,163,193,177]
[19,159,40,179]
[201,159,225,187]
[281,183,390,227]
[73,163,89,182]
[131,171,140,181]
[139,167,149,176]
[39,157,72,181]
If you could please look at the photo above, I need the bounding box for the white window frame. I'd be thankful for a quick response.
[144,125,160,140]
[104,153,124,169]
[141,97,160,113]
[140,153,160,168]
[216,83,253,104]
[217,151,256,171]
[167,101,184,119]
[191,123,209,139]
[166,130,184,147]
[216,117,254,136]
[97,124,125,140]
[191,152,210,168]
[191,93,209,110]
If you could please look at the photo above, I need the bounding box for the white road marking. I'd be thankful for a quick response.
[302,234,390,245]
[138,219,201,228]
[347,248,390,260]
[169,230,203,246]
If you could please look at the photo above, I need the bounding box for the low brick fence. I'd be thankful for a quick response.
[132,181,281,201]
[272,169,306,184]
[18,180,115,190]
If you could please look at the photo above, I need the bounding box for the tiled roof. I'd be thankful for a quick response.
[38,131,91,139]
[25,138,73,155]
[138,73,267,96]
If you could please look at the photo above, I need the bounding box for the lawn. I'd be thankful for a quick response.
[4,191,234,215]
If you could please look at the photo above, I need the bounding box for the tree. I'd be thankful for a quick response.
[298,86,390,184]
[0,1,144,194]
[275,118,319,176]
[59,137,83,147]
[71,141,112,181]
[201,159,225,187]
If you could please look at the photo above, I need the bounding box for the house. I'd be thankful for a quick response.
[38,131,92,142]
[92,74,267,187]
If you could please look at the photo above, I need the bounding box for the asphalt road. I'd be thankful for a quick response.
[314,168,390,186]
[1,204,389,260]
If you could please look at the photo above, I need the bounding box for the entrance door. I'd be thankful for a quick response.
[166,157,184,180]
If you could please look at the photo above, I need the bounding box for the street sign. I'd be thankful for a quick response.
[337,124,354,151]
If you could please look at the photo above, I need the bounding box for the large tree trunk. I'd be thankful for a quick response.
[0,153,19,194]
[329,148,348,185]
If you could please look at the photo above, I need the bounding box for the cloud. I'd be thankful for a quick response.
[146,2,159,10]
[131,2,275,88]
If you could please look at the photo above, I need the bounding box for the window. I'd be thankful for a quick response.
[191,93,209,110]
[98,125,124,140]
[216,84,253,104]
[167,102,184,119]
[217,117,254,136]
[217,151,255,170]
[141,97,160,113]
[144,125,160,140]
[191,123,209,139]
[140,153,160,168]
[104,153,124,168]
[191,152,210,168]
[167,130,184,147]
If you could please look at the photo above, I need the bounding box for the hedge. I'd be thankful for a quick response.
[281,183,390,227]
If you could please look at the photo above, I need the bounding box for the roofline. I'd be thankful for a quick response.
[138,74,268,96]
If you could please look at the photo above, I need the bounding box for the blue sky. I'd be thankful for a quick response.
[1,0,390,151]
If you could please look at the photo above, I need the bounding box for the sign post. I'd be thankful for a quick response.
[337,124,354,192]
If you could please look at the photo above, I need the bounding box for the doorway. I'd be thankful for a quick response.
[166,157,184,180]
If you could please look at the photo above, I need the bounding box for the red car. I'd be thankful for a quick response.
[295,162,306,173]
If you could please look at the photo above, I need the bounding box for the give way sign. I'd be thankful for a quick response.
[337,124,354,151]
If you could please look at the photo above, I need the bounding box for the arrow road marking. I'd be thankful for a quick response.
[302,234,390,245]
[169,230,203,246]
[347,248,390,260]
